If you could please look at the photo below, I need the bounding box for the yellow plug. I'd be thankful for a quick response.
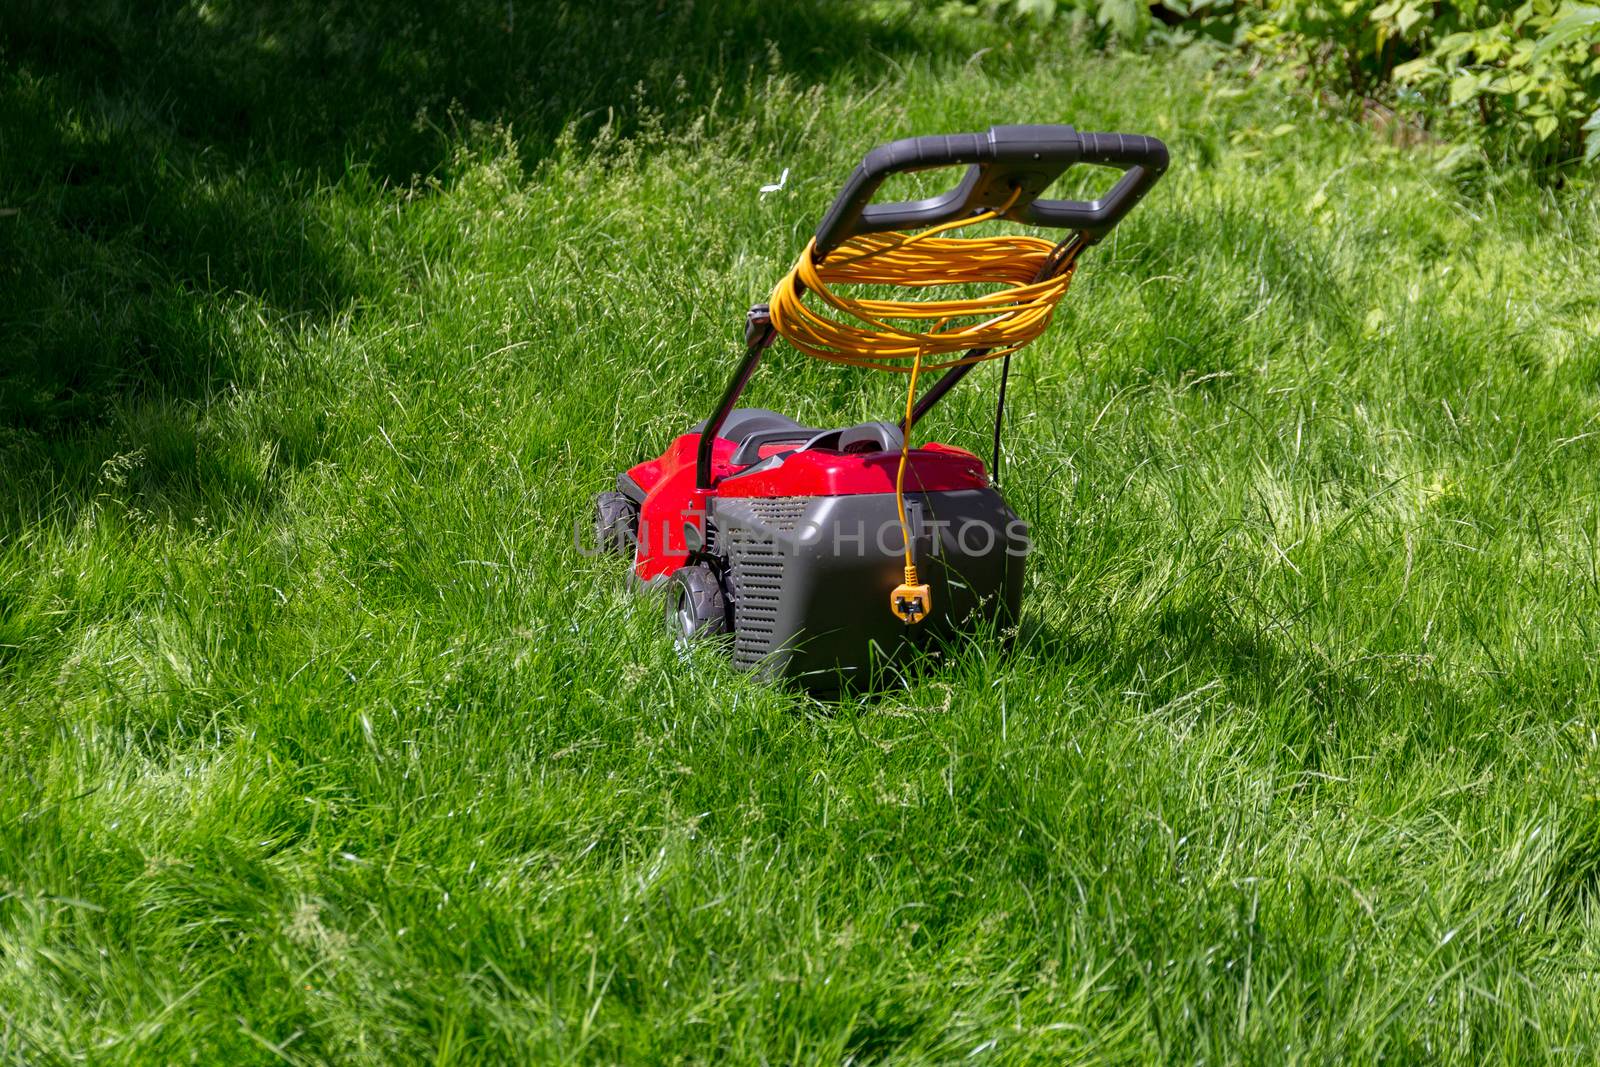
[890,564,932,625]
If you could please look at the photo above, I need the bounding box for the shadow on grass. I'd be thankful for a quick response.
[0,0,965,524]
[1013,593,1474,771]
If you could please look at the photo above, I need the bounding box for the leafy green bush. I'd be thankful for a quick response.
[993,0,1237,44]
[966,0,1600,169]
[1258,0,1600,167]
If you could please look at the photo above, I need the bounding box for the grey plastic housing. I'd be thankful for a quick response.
[711,488,1027,692]
[812,124,1168,257]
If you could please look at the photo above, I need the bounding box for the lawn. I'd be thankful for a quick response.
[3,1,1600,1062]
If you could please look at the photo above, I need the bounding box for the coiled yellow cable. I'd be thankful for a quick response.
[769,192,1079,374]
[766,190,1082,623]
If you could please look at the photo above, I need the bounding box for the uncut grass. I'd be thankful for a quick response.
[4,4,1600,1063]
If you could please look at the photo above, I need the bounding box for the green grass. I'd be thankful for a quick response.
[4,1,1600,1062]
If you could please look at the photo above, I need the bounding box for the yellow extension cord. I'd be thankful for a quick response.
[767,188,1082,624]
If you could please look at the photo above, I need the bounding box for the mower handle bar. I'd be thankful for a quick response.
[812,124,1168,258]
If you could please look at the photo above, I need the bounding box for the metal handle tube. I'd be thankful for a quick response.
[696,305,777,489]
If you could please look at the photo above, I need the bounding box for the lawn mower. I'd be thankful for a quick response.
[593,124,1167,689]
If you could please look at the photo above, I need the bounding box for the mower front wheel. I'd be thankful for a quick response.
[665,564,729,647]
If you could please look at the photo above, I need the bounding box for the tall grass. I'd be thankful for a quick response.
[2,1,1599,1062]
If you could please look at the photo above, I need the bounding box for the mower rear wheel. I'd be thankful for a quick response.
[594,491,638,555]
[665,564,728,646]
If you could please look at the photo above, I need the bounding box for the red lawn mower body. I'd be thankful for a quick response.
[622,430,993,584]
[609,414,1026,688]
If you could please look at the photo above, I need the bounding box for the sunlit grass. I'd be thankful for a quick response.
[2,3,1600,1062]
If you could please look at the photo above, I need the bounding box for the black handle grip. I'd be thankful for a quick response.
[811,124,1168,258]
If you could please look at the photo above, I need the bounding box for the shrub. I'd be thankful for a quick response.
[967,0,1600,169]
[1261,0,1600,167]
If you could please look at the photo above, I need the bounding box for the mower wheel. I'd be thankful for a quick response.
[665,565,728,645]
[594,491,638,555]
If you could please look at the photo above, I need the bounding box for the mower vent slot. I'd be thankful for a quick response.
[726,498,811,670]
[730,538,783,668]
[749,498,808,531]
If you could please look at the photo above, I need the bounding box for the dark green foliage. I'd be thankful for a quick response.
[967,0,1600,169]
